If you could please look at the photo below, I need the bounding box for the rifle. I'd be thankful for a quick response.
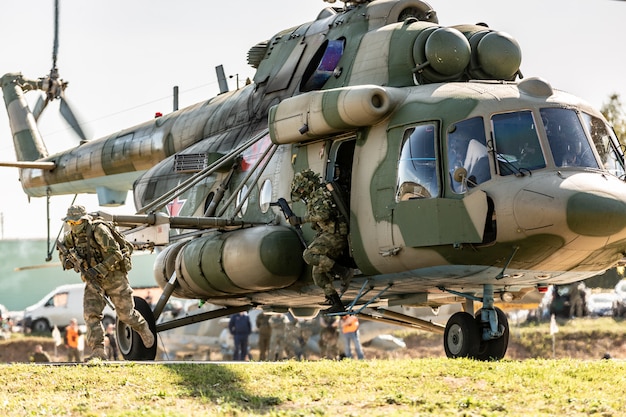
[56,240,115,310]
[271,198,307,249]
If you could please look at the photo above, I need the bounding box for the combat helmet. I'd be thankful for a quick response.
[291,169,321,201]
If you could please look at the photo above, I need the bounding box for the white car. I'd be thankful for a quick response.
[587,293,618,317]
[23,283,115,333]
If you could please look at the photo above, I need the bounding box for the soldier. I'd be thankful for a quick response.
[290,169,352,313]
[58,205,154,361]
[318,315,339,360]
[255,311,272,361]
[268,313,288,360]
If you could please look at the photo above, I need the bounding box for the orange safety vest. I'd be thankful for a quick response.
[341,316,359,334]
[66,326,79,349]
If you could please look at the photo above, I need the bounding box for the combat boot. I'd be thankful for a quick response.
[137,323,155,348]
[333,264,353,295]
[85,347,107,362]
[324,292,346,314]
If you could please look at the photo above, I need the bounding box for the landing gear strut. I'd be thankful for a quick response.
[441,284,510,360]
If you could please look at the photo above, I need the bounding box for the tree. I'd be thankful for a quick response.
[601,93,626,145]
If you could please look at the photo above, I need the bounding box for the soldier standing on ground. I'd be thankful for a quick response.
[318,315,339,359]
[58,205,154,361]
[289,169,352,313]
[255,311,272,361]
[268,313,288,360]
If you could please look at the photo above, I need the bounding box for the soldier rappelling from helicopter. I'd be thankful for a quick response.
[289,169,352,313]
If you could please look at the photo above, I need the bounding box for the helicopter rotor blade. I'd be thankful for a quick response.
[59,96,88,141]
[32,94,49,121]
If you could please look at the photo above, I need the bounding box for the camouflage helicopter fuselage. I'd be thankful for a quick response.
[3,0,626,315]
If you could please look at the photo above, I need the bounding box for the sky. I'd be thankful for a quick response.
[0,0,625,239]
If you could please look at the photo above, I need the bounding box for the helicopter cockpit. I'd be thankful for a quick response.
[444,107,625,194]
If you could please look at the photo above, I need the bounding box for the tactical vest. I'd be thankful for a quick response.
[72,226,104,268]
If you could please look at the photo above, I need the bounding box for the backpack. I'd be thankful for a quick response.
[91,219,134,272]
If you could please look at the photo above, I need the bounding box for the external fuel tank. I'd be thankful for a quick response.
[154,226,304,299]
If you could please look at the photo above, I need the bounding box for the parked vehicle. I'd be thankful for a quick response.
[22,283,115,333]
[611,279,626,317]
[587,293,618,317]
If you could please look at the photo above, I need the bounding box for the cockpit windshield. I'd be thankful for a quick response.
[492,111,546,176]
[581,113,625,178]
[541,108,599,169]
[448,117,491,193]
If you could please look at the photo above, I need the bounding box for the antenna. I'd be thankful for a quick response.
[215,65,229,94]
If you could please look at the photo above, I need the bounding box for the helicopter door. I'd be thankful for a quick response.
[392,123,488,247]
[325,138,356,210]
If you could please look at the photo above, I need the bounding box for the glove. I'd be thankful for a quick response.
[288,215,302,226]
[62,259,74,271]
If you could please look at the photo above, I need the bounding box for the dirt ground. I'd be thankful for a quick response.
[3,328,625,363]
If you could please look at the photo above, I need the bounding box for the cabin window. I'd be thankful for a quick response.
[541,108,599,169]
[259,179,273,213]
[492,111,546,175]
[300,39,345,92]
[396,123,439,201]
[236,185,249,218]
[448,117,490,193]
[581,113,625,177]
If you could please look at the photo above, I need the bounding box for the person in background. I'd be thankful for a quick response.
[228,311,252,361]
[340,315,364,360]
[318,315,339,360]
[30,344,51,363]
[64,318,82,362]
[255,311,272,361]
[104,323,119,360]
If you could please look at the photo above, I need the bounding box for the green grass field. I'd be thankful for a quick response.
[2,358,624,416]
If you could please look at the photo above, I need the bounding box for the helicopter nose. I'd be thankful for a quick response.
[567,191,626,237]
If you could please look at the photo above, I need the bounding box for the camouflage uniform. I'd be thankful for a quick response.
[291,169,350,312]
[255,312,272,361]
[318,315,339,359]
[268,314,288,360]
[58,205,154,360]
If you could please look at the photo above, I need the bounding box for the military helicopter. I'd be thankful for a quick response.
[3,0,626,361]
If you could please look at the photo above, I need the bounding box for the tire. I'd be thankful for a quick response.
[475,307,509,361]
[31,318,51,334]
[117,296,157,361]
[444,312,480,358]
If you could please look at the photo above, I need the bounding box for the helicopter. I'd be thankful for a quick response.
[3,0,626,361]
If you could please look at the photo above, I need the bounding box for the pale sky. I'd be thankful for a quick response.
[1,0,625,239]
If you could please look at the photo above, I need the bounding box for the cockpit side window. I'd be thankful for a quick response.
[492,111,546,176]
[541,108,599,169]
[448,117,490,193]
[396,123,439,201]
[581,113,625,178]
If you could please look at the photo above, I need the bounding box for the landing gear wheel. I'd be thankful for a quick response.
[475,307,509,361]
[444,311,480,358]
[117,296,157,361]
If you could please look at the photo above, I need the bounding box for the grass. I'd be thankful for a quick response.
[1,358,625,416]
